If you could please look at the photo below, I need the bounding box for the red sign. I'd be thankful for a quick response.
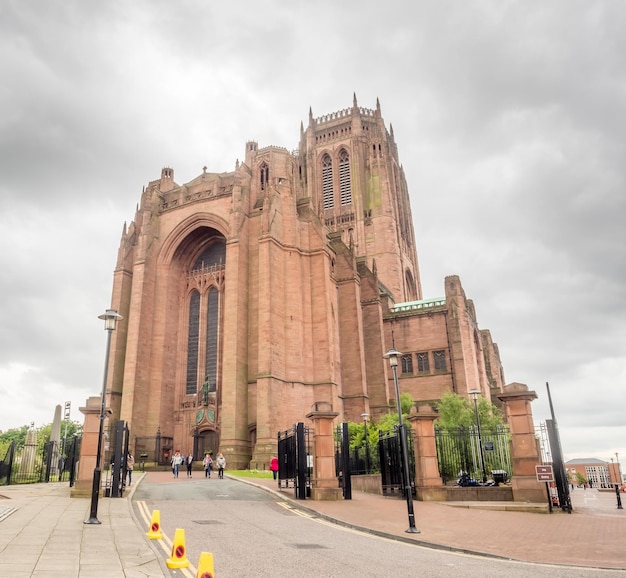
[536,465,554,482]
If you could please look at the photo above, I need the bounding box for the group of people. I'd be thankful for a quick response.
[122,450,277,485]
[170,450,226,479]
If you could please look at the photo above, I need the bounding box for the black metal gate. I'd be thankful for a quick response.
[103,420,130,498]
[378,426,415,497]
[277,422,311,499]
[334,422,352,499]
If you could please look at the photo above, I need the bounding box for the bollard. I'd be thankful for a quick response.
[166,528,190,569]
[196,552,215,578]
[146,510,163,540]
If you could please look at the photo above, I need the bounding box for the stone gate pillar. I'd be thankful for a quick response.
[498,383,547,503]
[71,396,102,498]
[407,405,445,501]
[306,402,342,501]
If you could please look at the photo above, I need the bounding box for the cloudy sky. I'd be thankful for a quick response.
[1,1,624,464]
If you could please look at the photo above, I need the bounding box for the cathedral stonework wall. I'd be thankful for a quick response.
[98,98,512,470]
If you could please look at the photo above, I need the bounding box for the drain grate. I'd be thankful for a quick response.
[290,544,328,550]
[192,519,224,525]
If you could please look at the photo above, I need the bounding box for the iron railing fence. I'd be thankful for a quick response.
[348,440,381,475]
[0,435,81,486]
[435,424,511,484]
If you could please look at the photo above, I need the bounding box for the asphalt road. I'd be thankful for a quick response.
[132,475,624,578]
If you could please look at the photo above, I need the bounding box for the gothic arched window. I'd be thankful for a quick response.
[260,162,269,191]
[405,269,418,302]
[322,154,334,210]
[186,290,201,395]
[339,149,352,206]
[204,287,219,393]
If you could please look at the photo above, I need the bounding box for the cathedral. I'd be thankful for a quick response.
[105,96,505,469]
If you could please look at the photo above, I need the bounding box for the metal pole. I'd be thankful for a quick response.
[391,363,419,534]
[84,326,113,524]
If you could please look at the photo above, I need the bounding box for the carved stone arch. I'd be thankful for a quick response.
[158,213,229,268]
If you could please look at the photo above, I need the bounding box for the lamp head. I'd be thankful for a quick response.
[98,309,123,331]
[383,348,402,367]
[469,389,480,400]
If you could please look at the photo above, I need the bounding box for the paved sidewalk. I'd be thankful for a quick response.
[248,478,626,571]
[0,480,167,577]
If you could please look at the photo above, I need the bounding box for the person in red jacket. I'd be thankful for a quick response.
[270,456,279,480]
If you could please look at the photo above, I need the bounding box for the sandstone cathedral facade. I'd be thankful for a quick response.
[105,96,506,469]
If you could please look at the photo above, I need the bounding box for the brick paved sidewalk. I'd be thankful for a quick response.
[248,477,626,570]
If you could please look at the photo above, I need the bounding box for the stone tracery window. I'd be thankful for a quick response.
[186,291,201,395]
[204,287,219,393]
[401,354,413,375]
[260,162,269,191]
[184,239,226,398]
[434,350,447,372]
[417,352,430,373]
[339,149,352,206]
[322,154,333,210]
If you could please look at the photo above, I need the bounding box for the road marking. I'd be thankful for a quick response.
[278,501,316,519]
[137,500,196,577]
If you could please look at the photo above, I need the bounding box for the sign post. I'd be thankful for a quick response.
[536,465,555,513]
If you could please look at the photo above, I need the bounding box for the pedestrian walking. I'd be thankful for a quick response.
[203,453,213,478]
[171,450,183,478]
[270,456,279,480]
[126,452,135,485]
[186,452,194,477]
[216,452,226,479]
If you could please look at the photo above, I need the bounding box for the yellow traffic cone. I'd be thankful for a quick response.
[196,552,215,578]
[166,528,190,569]
[146,510,163,540]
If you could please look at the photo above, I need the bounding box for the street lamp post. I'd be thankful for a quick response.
[85,309,123,525]
[384,348,419,534]
[361,413,370,474]
[469,389,488,484]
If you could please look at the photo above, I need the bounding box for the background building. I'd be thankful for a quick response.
[566,458,623,488]
[105,97,506,468]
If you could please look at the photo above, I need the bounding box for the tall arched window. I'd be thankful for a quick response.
[322,154,334,210]
[339,149,352,206]
[185,238,226,397]
[186,290,201,395]
[405,269,418,301]
[260,162,269,191]
[204,287,219,392]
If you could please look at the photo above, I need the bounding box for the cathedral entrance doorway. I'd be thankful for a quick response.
[195,429,219,461]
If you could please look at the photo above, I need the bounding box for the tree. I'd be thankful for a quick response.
[573,471,588,487]
[0,425,29,453]
[436,392,505,430]
[347,392,416,451]
[0,421,82,457]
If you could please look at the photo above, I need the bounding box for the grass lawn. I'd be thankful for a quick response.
[228,469,273,479]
